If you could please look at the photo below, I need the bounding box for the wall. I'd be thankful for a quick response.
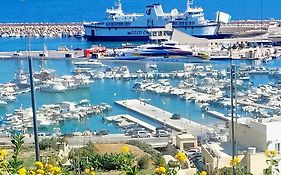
[230,121,267,151]
[241,153,268,175]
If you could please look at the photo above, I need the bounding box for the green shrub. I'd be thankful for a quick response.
[137,155,150,169]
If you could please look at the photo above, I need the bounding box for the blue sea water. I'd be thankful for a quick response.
[0,59,229,134]
[0,58,280,134]
[0,0,280,23]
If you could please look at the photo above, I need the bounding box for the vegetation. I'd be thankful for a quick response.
[0,134,279,175]
[39,137,67,151]
[264,149,280,175]
[126,140,165,167]
[219,156,252,175]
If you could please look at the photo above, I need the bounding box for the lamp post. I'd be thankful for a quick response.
[28,39,40,161]
[230,63,236,175]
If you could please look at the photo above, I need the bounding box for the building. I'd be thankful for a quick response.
[229,118,281,153]
[176,133,198,151]
[201,118,281,174]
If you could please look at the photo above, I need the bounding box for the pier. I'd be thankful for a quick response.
[237,99,279,110]
[0,50,84,59]
[115,99,209,135]
[205,110,230,122]
[107,114,157,132]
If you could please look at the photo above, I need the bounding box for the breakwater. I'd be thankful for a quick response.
[0,20,280,38]
[0,23,84,38]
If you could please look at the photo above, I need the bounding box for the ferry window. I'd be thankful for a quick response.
[152,32,157,36]
[158,31,163,36]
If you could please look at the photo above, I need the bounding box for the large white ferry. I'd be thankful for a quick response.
[83,0,231,41]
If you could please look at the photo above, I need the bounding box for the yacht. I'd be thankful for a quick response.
[135,42,193,57]
[40,81,67,93]
[73,59,105,68]
[84,0,230,41]
[0,100,7,106]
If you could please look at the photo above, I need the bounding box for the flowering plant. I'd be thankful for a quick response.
[264,149,280,175]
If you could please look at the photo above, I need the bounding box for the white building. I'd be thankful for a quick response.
[202,118,281,174]
[229,118,281,153]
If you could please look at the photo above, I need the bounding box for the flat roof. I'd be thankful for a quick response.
[177,133,196,140]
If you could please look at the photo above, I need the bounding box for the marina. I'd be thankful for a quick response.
[0,57,281,135]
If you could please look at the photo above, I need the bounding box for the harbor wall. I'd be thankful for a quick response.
[0,23,84,38]
[0,20,280,38]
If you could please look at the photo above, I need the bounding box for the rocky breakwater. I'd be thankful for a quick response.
[0,23,84,38]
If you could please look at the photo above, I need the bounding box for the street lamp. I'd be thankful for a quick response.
[28,39,40,161]
[230,61,236,175]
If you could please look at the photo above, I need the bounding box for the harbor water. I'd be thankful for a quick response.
[0,57,281,134]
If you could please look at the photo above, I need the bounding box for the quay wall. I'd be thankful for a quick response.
[0,22,84,38]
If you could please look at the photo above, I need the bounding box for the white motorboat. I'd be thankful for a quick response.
[73,59,105,68]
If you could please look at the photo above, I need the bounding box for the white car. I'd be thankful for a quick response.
[132,130,150,138]
[155,130,170,137]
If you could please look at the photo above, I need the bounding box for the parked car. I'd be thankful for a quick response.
[155,130,170,137]
[132,130,150,138]
[171,113,181,120]
[156,126,172,133]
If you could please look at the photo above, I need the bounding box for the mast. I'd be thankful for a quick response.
[116,0,122,12]
[187,0,193,11]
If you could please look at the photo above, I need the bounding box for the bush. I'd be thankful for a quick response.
[127,140,166,167]
[68,143,134,173]
[137,155,150,169]
[126,140,159,156]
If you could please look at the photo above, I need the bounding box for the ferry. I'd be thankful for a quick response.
[83,0,231,41]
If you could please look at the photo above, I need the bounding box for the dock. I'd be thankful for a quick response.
[237,99,278,110]
[205,110,230,122]
[115,99,209,135]
[107,114,156,132]
[0,50,84,60]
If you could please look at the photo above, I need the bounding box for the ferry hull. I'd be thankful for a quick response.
[84,24,223,41]
[84,35,150,41]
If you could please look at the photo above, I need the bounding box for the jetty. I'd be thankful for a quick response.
[115,99,209,135]
[205,110,230,122]
[105,114,156,132]
[237,99,279,110]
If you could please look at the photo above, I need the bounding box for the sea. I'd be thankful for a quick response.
[0,0,281,135]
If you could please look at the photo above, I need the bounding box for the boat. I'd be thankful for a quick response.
[10,69,30,88]
[73,59,105,68]
[0,100,7,106]
[98,48,145,60]
[135,42,193,57]
[83,0,230,41]
[40,81,67,93]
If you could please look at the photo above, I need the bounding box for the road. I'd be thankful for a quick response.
[0,134,170,148]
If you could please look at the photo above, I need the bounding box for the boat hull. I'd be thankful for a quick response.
[84,24,222,41]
